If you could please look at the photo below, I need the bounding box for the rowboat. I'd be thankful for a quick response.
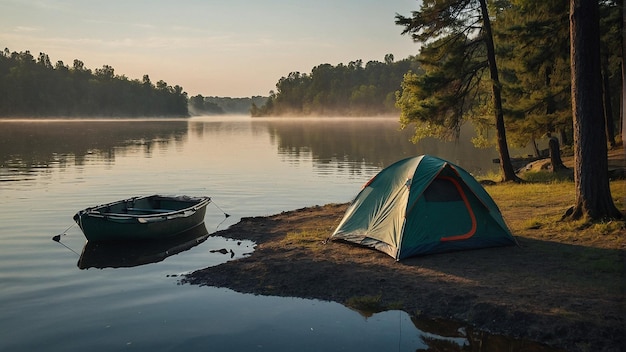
[78,223,209,269]
[73,195,211,242]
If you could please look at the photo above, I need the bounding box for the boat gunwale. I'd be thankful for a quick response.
[77,195,212,220]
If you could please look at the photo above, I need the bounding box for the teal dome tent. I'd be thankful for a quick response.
[331,155,516,260]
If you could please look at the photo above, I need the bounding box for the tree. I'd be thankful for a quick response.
[142,74,152,87]
[72,59,88,72]
[495,0,572,152]
[567,0,622,220]
[395,34,485,141]
[37,52,52,69]
[620,2,626,144]
[598,0,623,149]
[396,0,519,182]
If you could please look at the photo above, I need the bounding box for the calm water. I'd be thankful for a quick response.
[0,116,539,351]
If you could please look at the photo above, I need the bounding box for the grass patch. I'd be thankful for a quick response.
[484,179,625,249]
[520,170,573,183]
[522,217,545,230]
[475,170,502,183]
[278,180,625,251]
[280,229,329,252]
[273,180,624,275]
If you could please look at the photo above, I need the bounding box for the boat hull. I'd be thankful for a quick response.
[74,195,211,242]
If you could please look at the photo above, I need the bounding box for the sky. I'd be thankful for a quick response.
[0,0,422,98]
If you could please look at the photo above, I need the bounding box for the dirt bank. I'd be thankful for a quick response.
[182,149,625,351]
[182,202,624,352]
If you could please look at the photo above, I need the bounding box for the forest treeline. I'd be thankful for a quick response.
[0,49,188,117]
[251,54,421,117]
[0,47,269,118]
[189,95,268,115]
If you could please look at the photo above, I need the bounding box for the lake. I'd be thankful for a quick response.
[0,116,540,351]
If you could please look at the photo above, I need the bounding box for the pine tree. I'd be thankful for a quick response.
[495,0,572,152]
[396,0,519,181]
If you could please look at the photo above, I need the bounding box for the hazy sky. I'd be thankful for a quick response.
[1,0,421,98]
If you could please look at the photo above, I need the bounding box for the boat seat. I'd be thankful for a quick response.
[127,207,176,214]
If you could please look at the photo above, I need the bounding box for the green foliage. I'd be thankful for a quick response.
[0,48,188,117]
[395,0,479,45]
[394,0,523,185]
[493,0,621,151]
[494,0,572,148]
[394,0,501,144]
[395,0,622,157]
[396,33,488,142]
[252,56,421,117]
[599,0,623,147]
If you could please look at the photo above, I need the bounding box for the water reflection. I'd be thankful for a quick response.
[78,224,210,269]
[260,118,500,174]
[0,119,188,176]
[410,317,563,351]
[0,117,502,182]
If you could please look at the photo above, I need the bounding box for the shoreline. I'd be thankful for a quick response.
[182,201,625,351]
[183,148,625,351]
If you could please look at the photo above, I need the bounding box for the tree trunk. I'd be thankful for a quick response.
[601,53,616,148]
[568,0,623,220]
[622,0,625,145]
[478,0,519,182]
[559,129,569,146]
[532,138,540,158]
[548,137,566,171]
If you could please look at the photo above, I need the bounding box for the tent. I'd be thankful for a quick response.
[330,155,516,260]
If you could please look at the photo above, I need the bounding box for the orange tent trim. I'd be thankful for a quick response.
[438,176,477,242]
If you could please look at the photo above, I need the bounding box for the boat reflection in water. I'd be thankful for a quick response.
[78,223,209,270]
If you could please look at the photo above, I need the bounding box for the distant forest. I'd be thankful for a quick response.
[189,95,268,115]
[252,54,421,117]
[0,48,271,118]
[1,47,413,118]
[0,49,188,117]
